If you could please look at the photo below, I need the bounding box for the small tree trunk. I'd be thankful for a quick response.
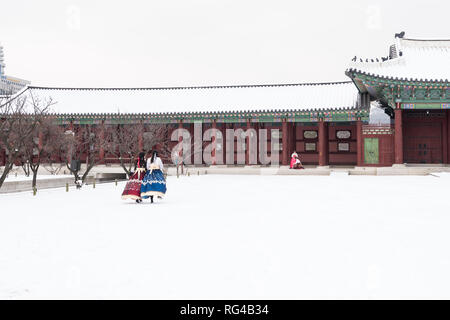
[0,166,11,189]
[0,161,14,190]
[81,162,96,184]
[119,157,132,178]
[66,162,81,185]
[31,165,39,190]
[22,163,30,177]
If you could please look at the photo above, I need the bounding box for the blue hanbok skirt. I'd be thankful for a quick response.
[141,169,167,198]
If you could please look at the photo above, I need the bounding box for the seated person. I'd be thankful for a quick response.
[290,151,304,169]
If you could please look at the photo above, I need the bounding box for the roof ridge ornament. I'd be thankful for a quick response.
[395,31,406,39]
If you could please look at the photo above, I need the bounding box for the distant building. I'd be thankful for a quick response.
[0,44,30,96]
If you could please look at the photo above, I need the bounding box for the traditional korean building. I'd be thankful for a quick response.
[1,34,449,167]
[347,35,450,165]
[15,81,366,167]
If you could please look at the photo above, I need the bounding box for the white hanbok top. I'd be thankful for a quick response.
[147,157,164,171]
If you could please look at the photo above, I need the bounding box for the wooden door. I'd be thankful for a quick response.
[364,138,379,164]
[404,122,442,164]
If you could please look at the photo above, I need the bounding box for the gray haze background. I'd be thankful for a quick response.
[1,0,449,87]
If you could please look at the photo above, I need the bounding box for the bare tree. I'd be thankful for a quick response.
[0,92,50,190]
[105,123,143,178]
[105,123,170,178]
[171,128,210,177]
[16,94,56,190]
[62,124,106,187]
[41,122,67,176]
[20,158,31,177]
[19,116,64,190]
[143,123,171,161]
[42,158,65,176]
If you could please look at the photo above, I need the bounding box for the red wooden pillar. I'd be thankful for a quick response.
[282,119,288,165]
[67,121,75,164]
[290,122,295,153]
[85,124,90,166]
[99,122,105,162]
[447,111,450,164]
[190,122,196,164]
[222,123,226,165]
[255,122,260,165]
[178,120,183,161]
[212,120,217,165]
[318,119,327,166]
[443,111,448,164]
[394,103,403,164]
[246,119,251,165]
[286,122,293,157]
[292,122,297,153]
[356,118,363,166]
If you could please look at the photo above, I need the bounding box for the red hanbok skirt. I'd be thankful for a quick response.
[121,168,146,200]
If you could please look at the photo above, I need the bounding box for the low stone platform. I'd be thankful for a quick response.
[0,176,75,194]
[0,174,99,194]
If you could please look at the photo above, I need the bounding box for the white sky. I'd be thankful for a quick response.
[1,0,449,87]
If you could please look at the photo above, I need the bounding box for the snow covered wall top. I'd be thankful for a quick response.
[23,82,359,115]
[347,37,450,82]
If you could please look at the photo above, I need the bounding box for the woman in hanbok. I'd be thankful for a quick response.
[122,152,147,203]
[141,150,167,203]
[290,151,304,169]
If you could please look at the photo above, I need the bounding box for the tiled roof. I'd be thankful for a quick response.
[347,37,450,82]
[20,81,359,115]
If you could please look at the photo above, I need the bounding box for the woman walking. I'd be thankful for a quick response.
[141,150,167,203]
[121,152,147,203]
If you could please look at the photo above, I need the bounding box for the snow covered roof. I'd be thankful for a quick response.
[347,37,450,82]
[21,82,359,115]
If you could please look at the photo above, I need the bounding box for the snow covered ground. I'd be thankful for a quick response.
[1,174,450,299]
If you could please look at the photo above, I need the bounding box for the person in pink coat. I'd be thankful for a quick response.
[290,151,304,169]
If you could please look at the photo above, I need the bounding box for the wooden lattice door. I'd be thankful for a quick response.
[404,122,442,164]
